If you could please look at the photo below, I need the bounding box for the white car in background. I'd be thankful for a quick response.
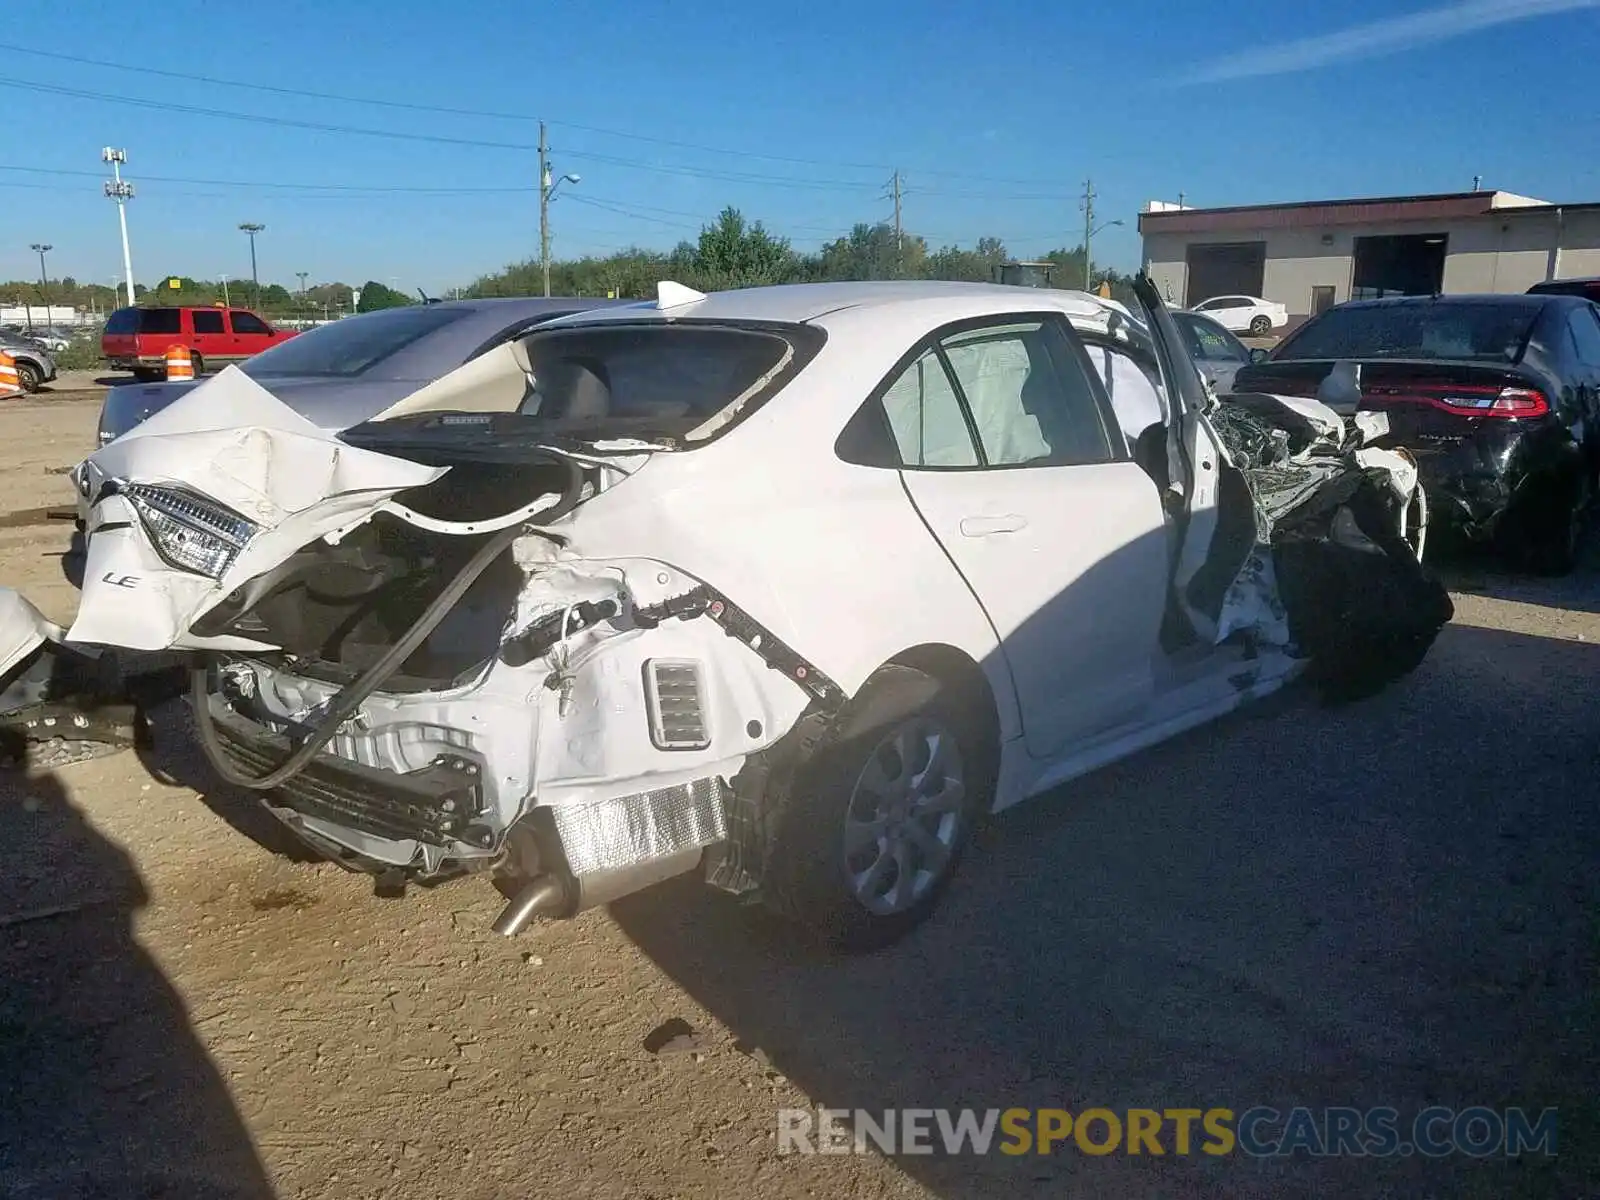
[0,276,1448,955]
[1190,295,1289,336]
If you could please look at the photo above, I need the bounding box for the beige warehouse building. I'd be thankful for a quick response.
[1139,189,1600,328]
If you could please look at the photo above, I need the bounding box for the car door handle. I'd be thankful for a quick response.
[959,515,1027,537]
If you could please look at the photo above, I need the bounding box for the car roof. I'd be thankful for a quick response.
[537,280,1134,333]
[1530,275,1600,286]
[1329,293,1561,312]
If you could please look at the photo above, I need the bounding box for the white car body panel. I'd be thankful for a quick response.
[899,462,1168,757]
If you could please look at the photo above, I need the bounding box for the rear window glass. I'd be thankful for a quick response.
[1277,303,1539,364]
[516,323,820,439]
[241,305,468,378]
[106,308,182,335]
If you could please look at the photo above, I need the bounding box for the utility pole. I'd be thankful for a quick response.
[102,148,136,308]
[221,272,231,307]
[28,244,51,330]
[538,123,580,299]
[1081,178,1097,291]
[296,271,309,307]
[539,122,551,298]
[879,171,906,276]
[239,223,265,308]
[891,171,903,268]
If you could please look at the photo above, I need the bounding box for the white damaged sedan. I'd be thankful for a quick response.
[0,277,1451,951]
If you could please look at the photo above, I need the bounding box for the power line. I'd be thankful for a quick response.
[0,163,530,194]
[566,195,702,230]
[0,41,1091,188]
[0,76,894,193]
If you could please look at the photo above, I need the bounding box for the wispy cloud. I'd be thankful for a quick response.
[1175,0,1600,86]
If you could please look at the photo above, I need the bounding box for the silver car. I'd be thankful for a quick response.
[1170,310,1268,395]
[0,332,58,393]
[97,296,624,445]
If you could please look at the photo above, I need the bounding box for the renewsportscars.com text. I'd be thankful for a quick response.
[777,1106,1558,1158]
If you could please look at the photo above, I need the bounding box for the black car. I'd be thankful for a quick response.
[1528,276,1600,304]
[1234,294,1600,574]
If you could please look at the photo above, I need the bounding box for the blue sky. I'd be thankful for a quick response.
[1,0,1597,294]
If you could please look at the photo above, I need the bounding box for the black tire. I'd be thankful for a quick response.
[61,527,87,589]
[754,665,992,953]
[15,361,40,392]
[1520,471,1589,577]
[1248,315,1272,336]
[190,352,204,376]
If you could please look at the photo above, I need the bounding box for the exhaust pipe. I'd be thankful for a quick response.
[490,875,567,938]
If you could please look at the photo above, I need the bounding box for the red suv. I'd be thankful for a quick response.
[102,305,298,380]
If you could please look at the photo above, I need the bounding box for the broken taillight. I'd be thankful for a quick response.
[1360,383,1550,419]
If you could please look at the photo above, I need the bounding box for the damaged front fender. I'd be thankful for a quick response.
[0,589,64,679]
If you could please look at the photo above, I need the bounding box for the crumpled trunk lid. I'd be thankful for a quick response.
[68,366,447,652]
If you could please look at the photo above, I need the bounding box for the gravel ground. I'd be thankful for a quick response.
[0,396,1595,1198]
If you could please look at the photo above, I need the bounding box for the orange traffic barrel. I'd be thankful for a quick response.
[164,344,195,381]
[0,350,20,398]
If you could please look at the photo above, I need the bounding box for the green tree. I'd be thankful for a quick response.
[356,281,413,312]
[690,207,796,289]
[816,223,927,281]
[924,236,1009,282]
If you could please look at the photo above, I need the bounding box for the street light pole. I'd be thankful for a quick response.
[102,148,136,307]
[239,223,265,308]
[538,122,581,298]
[28,243,51,331]
[296,271,309,309]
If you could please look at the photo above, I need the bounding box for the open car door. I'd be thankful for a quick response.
[1131,273,1257,645]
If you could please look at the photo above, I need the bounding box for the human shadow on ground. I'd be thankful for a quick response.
[0,730,277,1199]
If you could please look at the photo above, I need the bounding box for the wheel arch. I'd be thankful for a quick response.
[883,642,1002,772]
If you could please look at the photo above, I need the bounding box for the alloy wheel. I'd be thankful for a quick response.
[842,716,967,916]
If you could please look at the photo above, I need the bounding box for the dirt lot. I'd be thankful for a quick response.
[0,393,1596,1199]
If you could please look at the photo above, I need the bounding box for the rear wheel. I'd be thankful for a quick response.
[1248,315,1272,336]
[15,361,40,392]
[1520,470,1590,577]
[190,352,204,376]
[756,665,990,953]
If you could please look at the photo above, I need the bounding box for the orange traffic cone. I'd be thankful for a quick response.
[164,344,195,381]
[0,350,20,399]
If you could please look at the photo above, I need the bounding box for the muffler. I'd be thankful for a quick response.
[490,875,567,937]
[488,848,705,937]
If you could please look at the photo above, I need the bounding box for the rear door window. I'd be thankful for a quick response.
[937,320,1116,468]
[135,308,182,336]
[879,350,979,467]
[192,310,225,334]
